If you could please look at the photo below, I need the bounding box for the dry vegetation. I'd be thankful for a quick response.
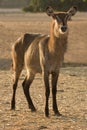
[0,10,87,130]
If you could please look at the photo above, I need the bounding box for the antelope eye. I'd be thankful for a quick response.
[56,16,61,22]
[65,14,71,21]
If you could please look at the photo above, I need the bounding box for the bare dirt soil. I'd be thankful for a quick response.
[0,10,87,130]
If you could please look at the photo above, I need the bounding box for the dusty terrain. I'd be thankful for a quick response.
[0,9,87,130]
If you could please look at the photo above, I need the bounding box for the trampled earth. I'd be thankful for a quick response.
[0,9,87,130]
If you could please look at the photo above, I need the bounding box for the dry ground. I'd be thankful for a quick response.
[0,9,87,130]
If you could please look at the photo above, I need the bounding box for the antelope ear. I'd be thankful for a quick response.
[46,6,54,16]
[68,6,77,16]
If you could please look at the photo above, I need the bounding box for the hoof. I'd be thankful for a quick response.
[29,106,36,112]
[54,110,62,116]
[55,112,62,117]
[31,108,36,112]
[45,111,49,118]
[11,107,15,110]
[46,115,49,118]
[11,104,15,110]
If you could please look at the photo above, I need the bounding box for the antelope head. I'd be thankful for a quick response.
[46,6,77,38]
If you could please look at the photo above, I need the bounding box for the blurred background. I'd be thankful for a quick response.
[0,0,87,12]
[0,0,87,69]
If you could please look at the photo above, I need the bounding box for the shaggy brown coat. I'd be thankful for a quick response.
[11,6,77,117]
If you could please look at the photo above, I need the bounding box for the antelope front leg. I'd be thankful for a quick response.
[43,72,50,117]
[51,72,61,116]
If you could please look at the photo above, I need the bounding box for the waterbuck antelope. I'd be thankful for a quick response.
[11,6,77,117]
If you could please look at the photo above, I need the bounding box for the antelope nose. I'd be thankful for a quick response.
[61,26,67,32]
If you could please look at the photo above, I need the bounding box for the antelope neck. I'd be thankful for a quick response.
[48,20,68,53]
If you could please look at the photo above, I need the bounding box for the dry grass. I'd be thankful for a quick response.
[0,10,87,130]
